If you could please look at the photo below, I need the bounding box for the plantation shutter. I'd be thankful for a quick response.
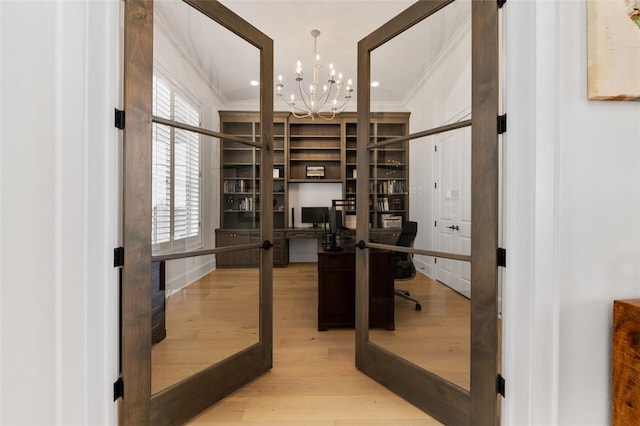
[173,94,201,240]
[152,75,172,244]
[151,73,201,247]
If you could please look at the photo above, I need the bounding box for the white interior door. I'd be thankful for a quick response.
[434,126,471,298]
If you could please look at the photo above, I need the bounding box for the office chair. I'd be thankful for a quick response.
[394,221,421,311]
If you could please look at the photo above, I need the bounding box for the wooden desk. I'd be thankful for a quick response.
[317,243,394,331]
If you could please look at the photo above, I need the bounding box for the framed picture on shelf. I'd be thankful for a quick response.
[306,165,325,178]
[389,195,404,211]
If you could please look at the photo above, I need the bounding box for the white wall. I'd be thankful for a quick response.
[0,1,119,424]
[504,1,640,425]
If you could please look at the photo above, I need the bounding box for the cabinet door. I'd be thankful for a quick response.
[317,253,356,330]
[233,231,253,266]
[368,251,394,330]
[215,230,253,267]
[215,230,234,267]
[272,232,288,267]
[249,231,261,265]
[378,230,401,245]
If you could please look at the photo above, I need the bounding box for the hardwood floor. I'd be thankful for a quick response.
[154,262,472,424]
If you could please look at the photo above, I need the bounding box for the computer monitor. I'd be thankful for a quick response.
[301,206,329,228]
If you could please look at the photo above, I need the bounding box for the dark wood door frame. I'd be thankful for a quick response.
[121,1,274,424]
[355,1,500,424]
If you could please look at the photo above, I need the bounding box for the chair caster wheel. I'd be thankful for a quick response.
[415,304,422,311]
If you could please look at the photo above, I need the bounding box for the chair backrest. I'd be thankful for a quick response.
[395,221,417,248]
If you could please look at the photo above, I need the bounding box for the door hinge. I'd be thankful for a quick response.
[434,220,437,227]
[497,247,506,267]
[497,0,507,8]
[114,247,124,267]
[497,114,507,134]
[113,377,124,401]
[496,374,505,397]
[114,108,125,129]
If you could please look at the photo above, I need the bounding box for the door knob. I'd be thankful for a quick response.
[447,225,459,231]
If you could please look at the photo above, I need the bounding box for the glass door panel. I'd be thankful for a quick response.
[150,0,263,395]
[356,1,499,424]
[369,0,472,391]
[121,0,273,424]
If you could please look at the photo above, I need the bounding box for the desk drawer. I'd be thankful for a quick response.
[288,231,319,239]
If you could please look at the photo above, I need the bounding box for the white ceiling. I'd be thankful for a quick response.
[155,0,470,109]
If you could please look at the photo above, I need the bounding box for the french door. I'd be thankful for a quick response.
[355,1,500,424]
[121,1,274,424]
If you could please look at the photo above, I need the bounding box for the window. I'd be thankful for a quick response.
[152,74,201,249]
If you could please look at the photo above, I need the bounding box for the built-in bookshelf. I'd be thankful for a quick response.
[288,118,342,182]
[368,114,409,229]
[217,111,409,266]
[219,111,288,230]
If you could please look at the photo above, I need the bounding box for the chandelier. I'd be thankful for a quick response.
[276,30,354,120]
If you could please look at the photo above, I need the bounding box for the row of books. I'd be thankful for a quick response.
[370,179,406,194]
[375,195,404,212]
[224,179,255,193]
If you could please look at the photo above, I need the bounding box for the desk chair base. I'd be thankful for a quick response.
[394,289,422,311]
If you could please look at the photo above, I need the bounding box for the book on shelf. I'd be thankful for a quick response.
[377,196,390,211]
